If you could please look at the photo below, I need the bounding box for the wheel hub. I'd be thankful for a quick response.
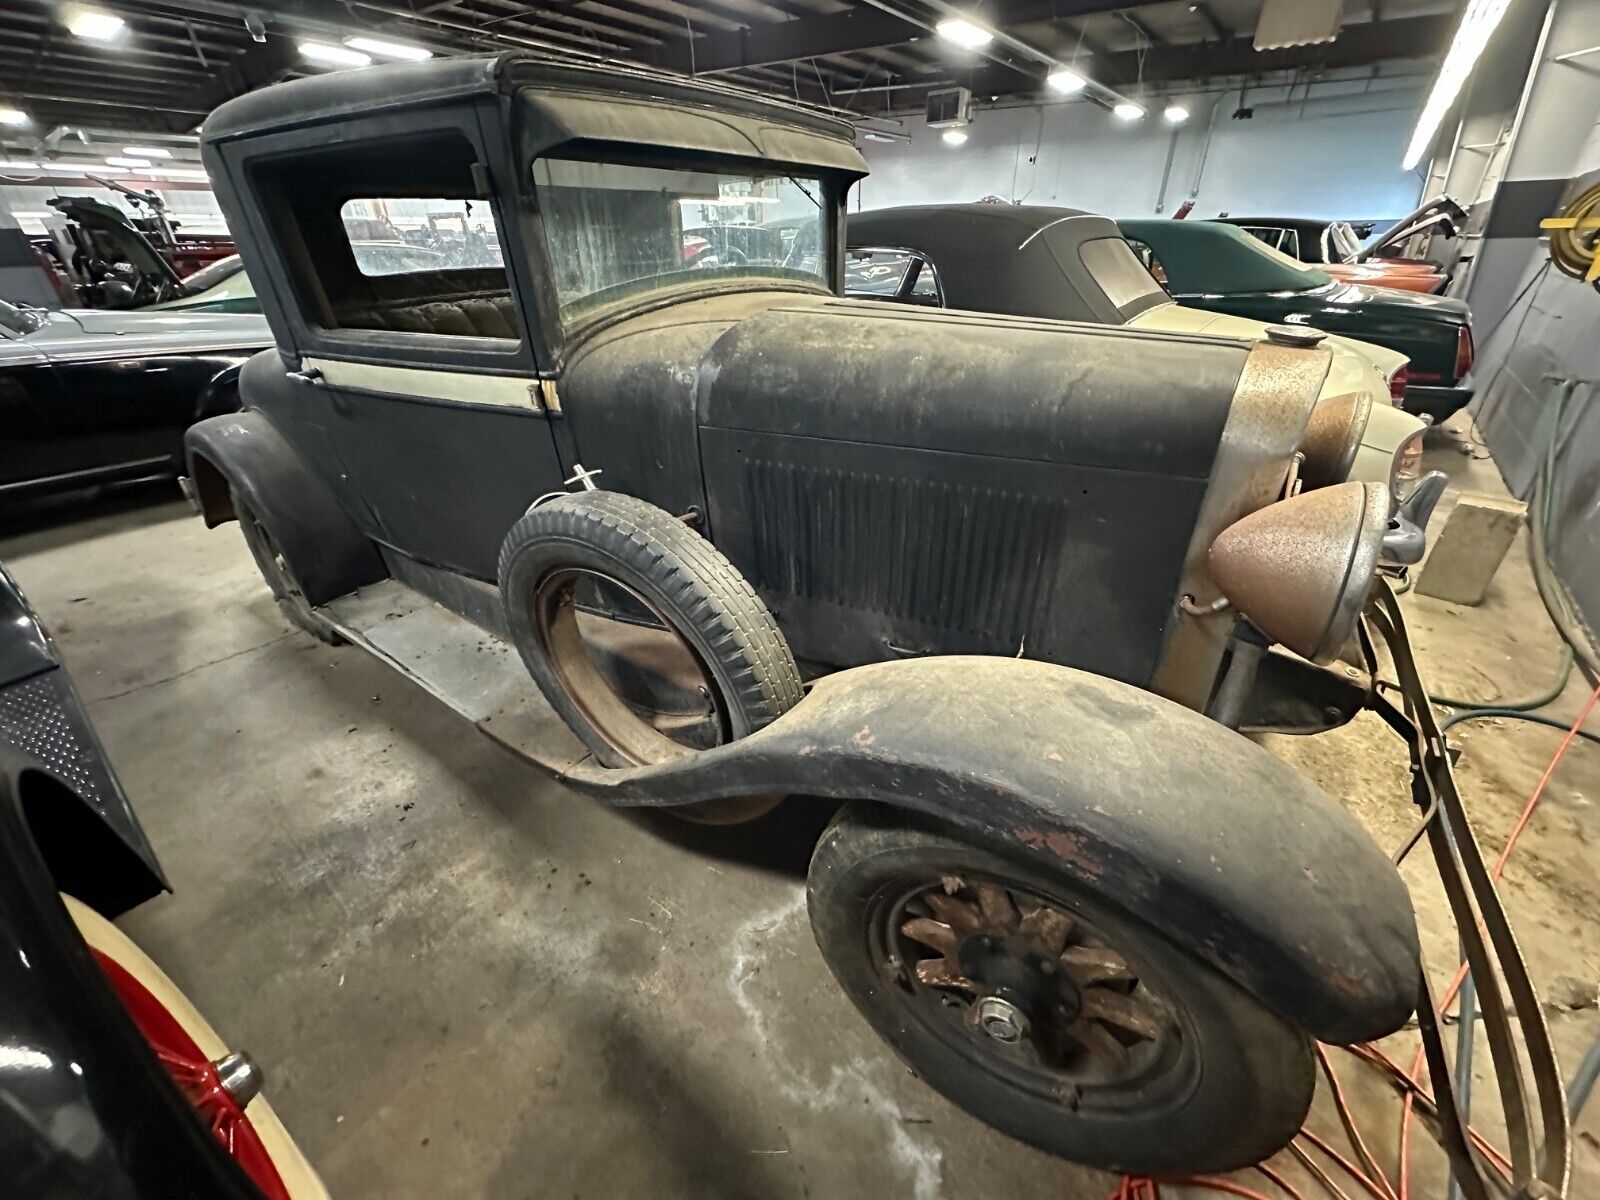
[892,876,1173,1082]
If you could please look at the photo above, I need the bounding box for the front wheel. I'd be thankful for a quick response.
[806,806,1314,1174]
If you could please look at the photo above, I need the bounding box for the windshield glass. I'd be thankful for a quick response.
[532,156,827,322]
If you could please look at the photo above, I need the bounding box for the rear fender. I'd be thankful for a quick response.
[184,410,384,607]
[563,655,1419,1044]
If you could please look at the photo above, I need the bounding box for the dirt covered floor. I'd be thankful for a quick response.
[2,411,1596,1200]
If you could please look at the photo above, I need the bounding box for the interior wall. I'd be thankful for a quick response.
[1470,0,1600,648]
[854,75,1430,222]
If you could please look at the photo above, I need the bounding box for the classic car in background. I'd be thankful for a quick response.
[1215,198,1467,295]
[173,51,1539,1179]
[845,204,1428,488]
[149,241,453,314]
[0,297,265,500]
[0,561,325,1199]
[1120,218,1475,421]
[34,191,236,310]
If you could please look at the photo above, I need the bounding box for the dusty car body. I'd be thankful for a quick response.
[1120,218,1475,421]
[0,561,325,1200]
[180,53,1566,1188]
[845,203,1426,487]
[0,297,265,499]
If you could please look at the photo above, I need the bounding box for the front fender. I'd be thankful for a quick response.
[184,408,384,607]
[563,656,1419,1044]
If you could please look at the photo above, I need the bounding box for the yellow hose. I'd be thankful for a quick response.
[1540,180,1600,283]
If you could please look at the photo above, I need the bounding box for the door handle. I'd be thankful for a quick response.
[287,366,324,385]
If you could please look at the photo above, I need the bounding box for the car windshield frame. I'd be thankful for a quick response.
[527,145,837,336]
[0,298,45,336]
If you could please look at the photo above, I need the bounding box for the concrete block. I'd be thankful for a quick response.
[1416,492,1527,605]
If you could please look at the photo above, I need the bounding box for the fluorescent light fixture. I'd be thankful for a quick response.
[104,156,151,168]
[0,108,30,127]
[1047,68,1086,94]
[298,41,372,68]
[1403,0,1513,170]
[863,131,893,142]
[1163,104,1190,124]
[344,36,433,61]
[1113,102,1146,121]
[0,160,40,170]
[941,128,969,146]
[935,17,994,49]
[121,145,172,158]
[66,8,126,41]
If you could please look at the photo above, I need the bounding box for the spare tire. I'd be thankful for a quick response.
[498,491,802,817]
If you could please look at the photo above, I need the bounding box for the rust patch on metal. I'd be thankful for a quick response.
[1015,828,1106,880]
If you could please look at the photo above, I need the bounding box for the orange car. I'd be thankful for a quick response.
[1217,199,1464,294]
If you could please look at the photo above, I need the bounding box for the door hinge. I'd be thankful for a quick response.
[529,379,562,414]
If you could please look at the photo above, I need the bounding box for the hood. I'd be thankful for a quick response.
[1131,303,1407,391]
[22,307,272,360]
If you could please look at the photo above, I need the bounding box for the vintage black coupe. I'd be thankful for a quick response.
[181,52,1567,1188]
[0,561,325,1199]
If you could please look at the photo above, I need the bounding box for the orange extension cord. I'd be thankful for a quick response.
[1106,678,1600,1200]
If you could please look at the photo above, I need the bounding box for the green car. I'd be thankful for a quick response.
[1119,219,1474,421]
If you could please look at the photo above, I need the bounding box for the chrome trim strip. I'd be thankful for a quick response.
[302,357,537,410]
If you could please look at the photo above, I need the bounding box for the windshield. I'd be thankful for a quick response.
[531,156,827,322]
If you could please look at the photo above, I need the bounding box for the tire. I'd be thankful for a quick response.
[498,491,801,821]
[236,497,341,645]
[806,805,1315,1174]
[66,895,330,1200]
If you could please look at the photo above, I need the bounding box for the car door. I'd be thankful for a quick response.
[44,347,226,476]
[0,315,115,494]
[237,116,565,583]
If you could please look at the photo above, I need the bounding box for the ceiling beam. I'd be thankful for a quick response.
[161,35,300,131]
[651,6,925,74]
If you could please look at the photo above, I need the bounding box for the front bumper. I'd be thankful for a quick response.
[1402,384,1472,422]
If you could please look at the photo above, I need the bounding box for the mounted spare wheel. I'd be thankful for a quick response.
[497,491,803,824]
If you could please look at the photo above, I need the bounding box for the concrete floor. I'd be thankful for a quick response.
[2,415,1597,1200]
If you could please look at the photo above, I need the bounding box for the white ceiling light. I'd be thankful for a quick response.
[1047,68,1086,94]
[941,128,969,146]
[935,18,994,49]
[298,41,372,69]
[0,108,30,127]
[1402,0,1514,171]
[1113,102,1146,121]
[104,156,151,168]
[66,8,126,42]
[121,145,172,158]
[1163,104,1190,124]
[344,36,433,61]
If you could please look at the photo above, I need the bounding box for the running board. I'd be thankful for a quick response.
[318,580,590,776]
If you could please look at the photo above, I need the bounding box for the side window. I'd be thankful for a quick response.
[906,258,944,306]
[844,248,915,300]
[256,132,520,344]
[1125,238,1169,287]
[1282,229,1302,261]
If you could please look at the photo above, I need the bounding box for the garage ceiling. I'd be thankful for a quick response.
[1,0,1462,140]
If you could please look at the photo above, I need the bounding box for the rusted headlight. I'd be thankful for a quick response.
[1391,426,1426,488]
[1207,481,1390,664]
[1297,391,1373,488]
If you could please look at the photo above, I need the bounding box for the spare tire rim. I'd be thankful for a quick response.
[873,873,1189,1107]
[531,565,731,765]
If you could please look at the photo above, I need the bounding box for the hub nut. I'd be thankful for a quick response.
[972,996,1030,1044]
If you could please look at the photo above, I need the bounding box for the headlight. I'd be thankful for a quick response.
[1207,481,1389,664]
[1391,426,1426,488]
[1297,390,1372,488]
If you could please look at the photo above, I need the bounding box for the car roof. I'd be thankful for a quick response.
[202,51,865,177]
[1118,219,1334,294]
[847,204,1149,324]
